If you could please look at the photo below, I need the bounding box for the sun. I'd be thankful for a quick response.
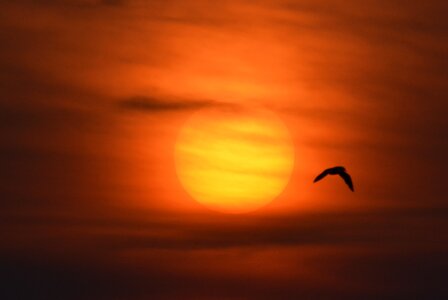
[174,105,295,213]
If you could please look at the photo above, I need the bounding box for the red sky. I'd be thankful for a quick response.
[1,0,448,299]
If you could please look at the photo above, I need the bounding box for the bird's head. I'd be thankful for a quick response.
[334,166,346,171]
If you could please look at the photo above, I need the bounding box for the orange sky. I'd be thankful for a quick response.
[1,0,447,299]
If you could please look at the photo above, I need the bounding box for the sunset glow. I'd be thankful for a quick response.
[1,0,447,298]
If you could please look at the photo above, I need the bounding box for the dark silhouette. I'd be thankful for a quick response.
[313,166,354,191]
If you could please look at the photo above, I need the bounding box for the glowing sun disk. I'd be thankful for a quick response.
[175,105,295,213]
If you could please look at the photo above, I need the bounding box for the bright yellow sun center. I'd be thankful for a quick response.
[175,105,295,213]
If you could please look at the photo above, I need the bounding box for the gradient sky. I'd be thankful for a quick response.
[1,0,448,299]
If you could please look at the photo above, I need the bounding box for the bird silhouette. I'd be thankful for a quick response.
[313,166,354,191]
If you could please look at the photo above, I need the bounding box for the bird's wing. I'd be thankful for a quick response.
[339,172,354,191]
[313,170,329,183]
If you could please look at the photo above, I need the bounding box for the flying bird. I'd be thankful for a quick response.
[313,166,354,191]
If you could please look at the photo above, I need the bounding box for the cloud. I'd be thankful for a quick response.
[5,208,447,251]
[2,208,448,299]
[117,96,215,112]
[110,208,447,250]
[117,96,237,113]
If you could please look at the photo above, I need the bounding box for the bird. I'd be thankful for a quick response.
[313,166,354,191]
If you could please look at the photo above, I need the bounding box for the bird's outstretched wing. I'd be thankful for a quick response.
[339,172,354,191]
[313,170,329,183]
